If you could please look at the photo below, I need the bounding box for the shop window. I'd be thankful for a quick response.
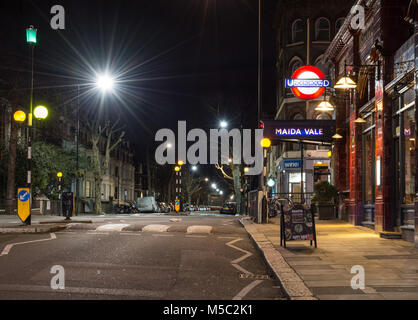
[315,18,330,41]
[292,19,304,43]
[403,107,416,204]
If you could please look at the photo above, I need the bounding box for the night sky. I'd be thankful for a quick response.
[1,0,277,155]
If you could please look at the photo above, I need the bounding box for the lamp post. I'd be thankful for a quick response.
[261,138,271,222]
[25,26,37,225]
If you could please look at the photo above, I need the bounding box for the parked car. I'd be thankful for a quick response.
[136,197,159,213]
[158,202,170,213]
[220,202,236,215]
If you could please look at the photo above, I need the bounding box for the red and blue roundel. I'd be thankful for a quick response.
[286,66,330,100]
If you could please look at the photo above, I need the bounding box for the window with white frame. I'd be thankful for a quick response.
[315,17,330,41]
[292,19,304,43]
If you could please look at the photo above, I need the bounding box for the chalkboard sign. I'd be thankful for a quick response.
[280,204,317,248]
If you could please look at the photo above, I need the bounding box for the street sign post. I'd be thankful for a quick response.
[17,188,31,223]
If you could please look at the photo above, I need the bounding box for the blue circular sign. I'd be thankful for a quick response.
[18,190,30,202]
[175,200,180,205]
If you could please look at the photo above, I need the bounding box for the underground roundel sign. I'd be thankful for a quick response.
[286,66,330,100]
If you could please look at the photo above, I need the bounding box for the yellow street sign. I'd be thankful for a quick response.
[17,188,31,223]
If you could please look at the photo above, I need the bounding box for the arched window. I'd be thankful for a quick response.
[315,17,330,41]
[335,18,345,33]
[316,113,331,120]
[288,57,303,76]
[292,19,304,43]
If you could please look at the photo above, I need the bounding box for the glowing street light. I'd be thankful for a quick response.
[178,160,184,166]
[191,165,197,171]
[174,166,181,172]
[57,172,63,178]
[14,110,26,122]
[26,26,37,45]
[261,138,272,148]
[205,178,209,182]
[96,73,115,92]
[219,191,223,195]
[220,120,228,129]
[34,105,48,120]
[211,183,217,189]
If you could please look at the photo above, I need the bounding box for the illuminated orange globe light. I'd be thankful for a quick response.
[177,160,184,166]
[57,172,63,178]
[261,138,272,148]
[14,110,26,122]
[174,166,181,172]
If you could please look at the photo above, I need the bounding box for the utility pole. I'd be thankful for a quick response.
[257,0,265,223]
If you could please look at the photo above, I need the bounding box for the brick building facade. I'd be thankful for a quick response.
[323,0,416,242]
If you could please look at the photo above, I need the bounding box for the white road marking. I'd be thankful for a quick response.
[0,284,166,298]
[96,224,130,232]
[185,235,207,238]
[226,238,253,264]
[232,263,254,276]
[120,232,142,236]
[232,280,264,300]
[186,226,212,234]
[142,224,170,232]
[0,233,56,256]
[86,232,110,235]
[152,234,174,237]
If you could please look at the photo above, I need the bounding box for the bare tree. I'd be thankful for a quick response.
[182,169,203,205]
[86,115,125,215]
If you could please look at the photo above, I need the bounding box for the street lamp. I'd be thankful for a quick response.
[211,183,217,189]
[96,73,115,93]
[34,105,48,120]
[14,111,26,122]
[191,165,197,171]
[220,120,228,129]
[205,178,209,182]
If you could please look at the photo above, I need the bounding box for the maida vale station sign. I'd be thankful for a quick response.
[261,120,336,142]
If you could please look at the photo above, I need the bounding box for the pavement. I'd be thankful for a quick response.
[0,214,286,300]
[240,217,418,300]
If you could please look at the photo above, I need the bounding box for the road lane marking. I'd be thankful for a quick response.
[186,226,212,234]
[86,232,110,235]
[0,233,56,256]
[226,238,253,264]
[233,280,264,300]
[0,284,166,298]
[96,224,130,232]
[232,263,254,276]
[142,224,170,232]
[152,234,174,237]
[185,235,207,238]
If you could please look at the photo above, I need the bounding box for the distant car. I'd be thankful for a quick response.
[136,197,159,213]
[158,202,170,213]
[220,202,236,215]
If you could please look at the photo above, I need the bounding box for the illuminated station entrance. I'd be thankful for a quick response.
[262,120,336,204]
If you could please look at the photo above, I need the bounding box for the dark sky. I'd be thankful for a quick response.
[1,0,277,154]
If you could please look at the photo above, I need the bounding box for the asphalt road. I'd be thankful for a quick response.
[0,214,286,300]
